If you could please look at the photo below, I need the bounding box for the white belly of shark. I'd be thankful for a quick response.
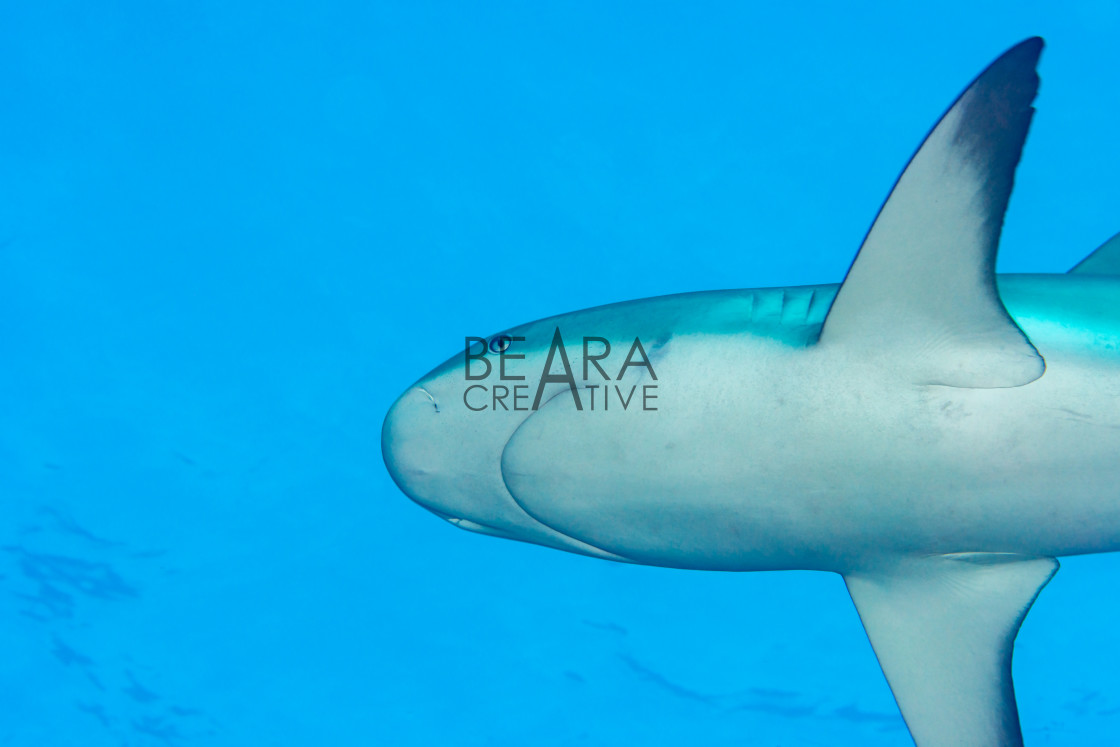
[382,38,1120,747]
[501,275,1120,573]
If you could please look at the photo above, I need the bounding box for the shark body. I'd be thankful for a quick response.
[383,38,1119,745]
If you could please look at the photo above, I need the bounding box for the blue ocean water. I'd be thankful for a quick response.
[3,2,1119,745]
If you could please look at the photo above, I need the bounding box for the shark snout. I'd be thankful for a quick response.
[381,383,521,528]
[381,386,441,496]
[381,378,634,562]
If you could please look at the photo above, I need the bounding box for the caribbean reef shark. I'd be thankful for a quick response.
[383,37,1120,745]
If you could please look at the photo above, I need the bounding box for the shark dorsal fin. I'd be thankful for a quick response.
[1069,231,1120,275]
[845,554,1058,747]
[819,39,1045,388]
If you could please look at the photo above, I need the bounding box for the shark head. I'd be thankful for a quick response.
[382,315,649,561]
[382,324,554,543]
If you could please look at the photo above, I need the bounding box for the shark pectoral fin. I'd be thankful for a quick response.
[819,39,1044,388]
[1069,231,1120,275]
[845,553,1058,747]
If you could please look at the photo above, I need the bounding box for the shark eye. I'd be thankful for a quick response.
[489,335,513,354]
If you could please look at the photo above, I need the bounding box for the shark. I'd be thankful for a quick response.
[382,37,1120,746]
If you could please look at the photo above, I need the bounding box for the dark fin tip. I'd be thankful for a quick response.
[951,37,1044,228]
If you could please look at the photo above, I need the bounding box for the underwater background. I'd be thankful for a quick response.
[3,2,1119,745]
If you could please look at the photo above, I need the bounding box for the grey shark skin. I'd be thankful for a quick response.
[383,38,1120,746]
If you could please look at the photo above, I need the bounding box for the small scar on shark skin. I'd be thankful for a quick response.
[419,387,440,413]
[1054,407,1120,429]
